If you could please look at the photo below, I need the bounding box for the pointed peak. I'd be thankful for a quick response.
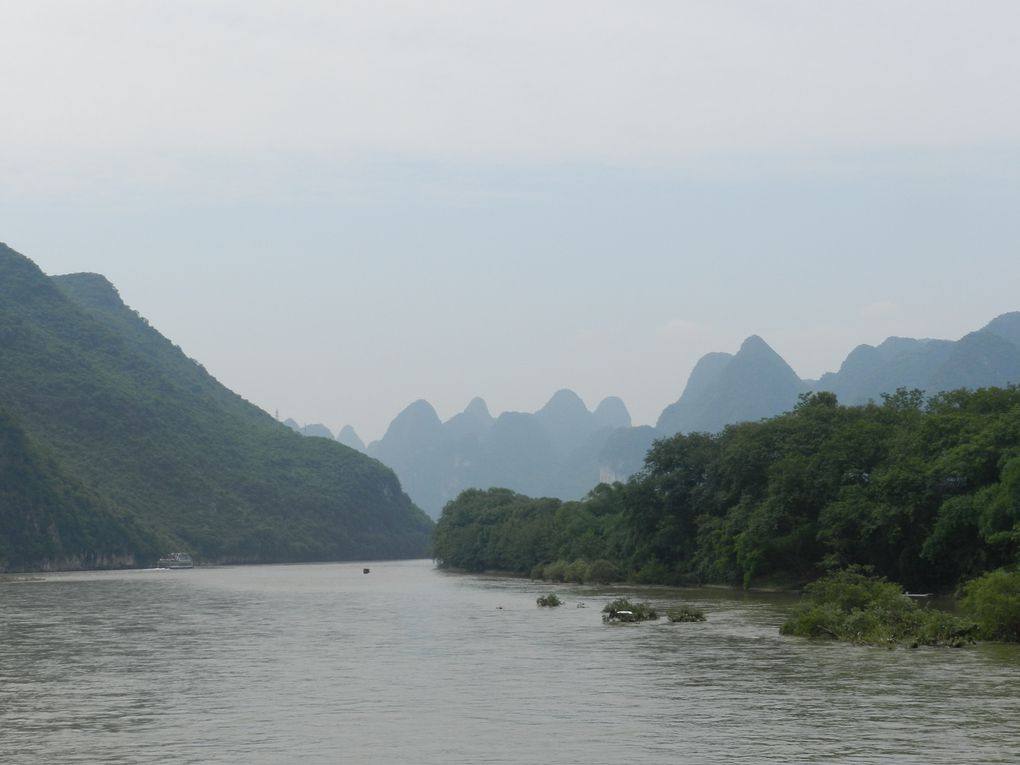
[463,397,492,418]
[729,335,803,384]
[593,396,631,429]
[738,335,774,354]
[540,388,588,414]
[382,399,442,434]
[379,399,444,446]
[337,425,366,451]
[300,423,335,440]
[443,397,494,439]
[400,399,440,418]
[595,395,625,411]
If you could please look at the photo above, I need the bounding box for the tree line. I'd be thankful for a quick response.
[433,387,1020,594]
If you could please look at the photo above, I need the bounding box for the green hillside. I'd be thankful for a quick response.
[0,243,432,571]
[0,406,156,569]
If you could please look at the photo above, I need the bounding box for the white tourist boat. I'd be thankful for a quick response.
[156,552,194,569]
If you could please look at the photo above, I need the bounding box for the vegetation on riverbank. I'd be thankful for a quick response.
[434,387,1020,640]
[962,568,1020,641]
[435,389,1020,590]
[779,569,975,647]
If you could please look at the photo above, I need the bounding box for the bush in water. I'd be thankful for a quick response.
[667,606,706,623]
[602,598,658,623]
[963,567,1020,642]
[780,568,975,647]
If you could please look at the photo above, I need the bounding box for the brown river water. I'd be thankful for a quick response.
[2,559,1019,764]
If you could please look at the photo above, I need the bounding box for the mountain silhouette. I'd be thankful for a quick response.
[657,335,807,435]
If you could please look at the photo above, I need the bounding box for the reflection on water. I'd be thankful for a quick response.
[2,560,1019,764]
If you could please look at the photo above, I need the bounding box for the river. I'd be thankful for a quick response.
[2,559,1018,764]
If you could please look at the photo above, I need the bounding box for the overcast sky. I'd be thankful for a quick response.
[3,1,1019,442]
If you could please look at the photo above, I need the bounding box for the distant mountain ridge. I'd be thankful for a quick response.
[0,243,432,571]
[316,390,653,518]
[657,313,1020,436]
[657,335,808,435]
[289,313,1020,519]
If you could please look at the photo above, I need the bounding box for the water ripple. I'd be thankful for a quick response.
[2,562,1019,764]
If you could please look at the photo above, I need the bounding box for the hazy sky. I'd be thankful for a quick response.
[3,1,1019,442]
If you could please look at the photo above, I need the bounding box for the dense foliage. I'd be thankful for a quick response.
[434,388,1020,595]
[779,569,975,647]
[962,568,1020,641]
[0,244,433,570]
[0,407,156,569]
[432,486,625,577]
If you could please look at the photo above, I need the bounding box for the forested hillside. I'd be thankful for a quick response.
[0,407,155,569]
[0,243,432,571]
[434,387,1020,593]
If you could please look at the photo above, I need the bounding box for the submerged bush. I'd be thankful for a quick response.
[780,569,975,647]
[962,568,1020,642]
[667,605,706,623]
[536,593,562,607]
[602,598,658,623]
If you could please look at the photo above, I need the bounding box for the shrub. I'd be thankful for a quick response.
[536,593,562,607]
[587,559,622,584]
[543,560,568,582]
[601,598,658,623]
[565,559,591,583]
[633,560,668,584]
[962,568,1020,642]
[797,567,906,613]
[667,605,706,623]
[780,568,975,647]
[529,563,546,580]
